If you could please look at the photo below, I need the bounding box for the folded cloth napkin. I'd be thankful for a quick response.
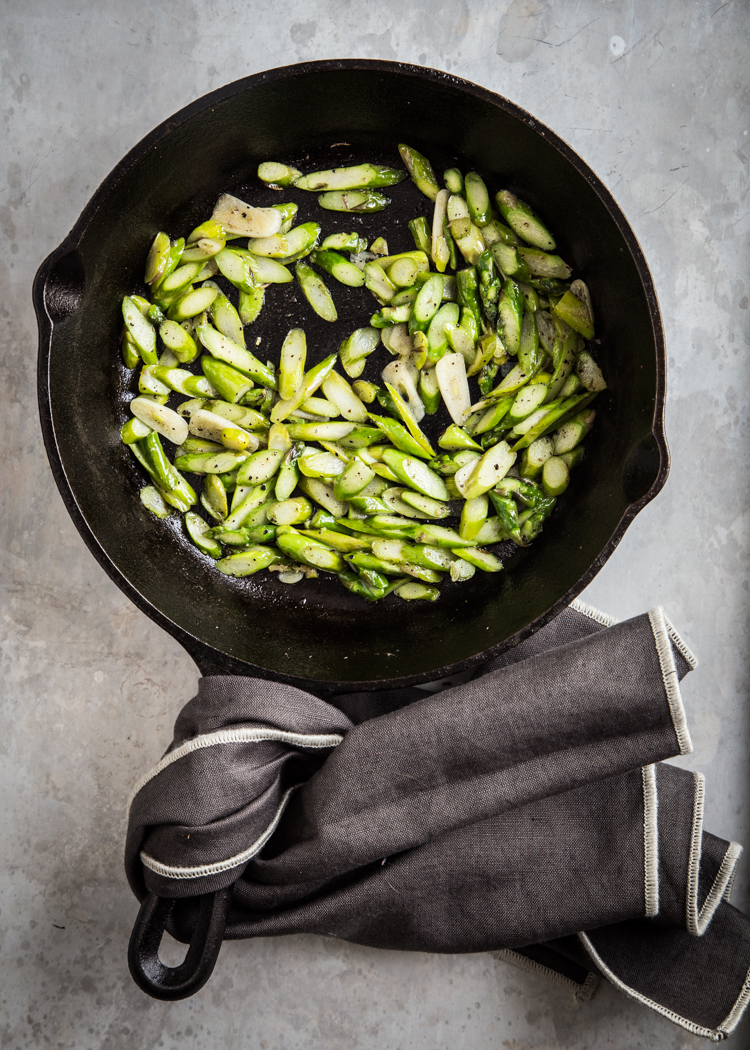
[125,601,750,1042]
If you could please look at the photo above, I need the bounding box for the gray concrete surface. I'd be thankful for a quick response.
[2,1,749,1046]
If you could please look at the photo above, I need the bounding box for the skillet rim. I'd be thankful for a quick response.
[34,58,669,694]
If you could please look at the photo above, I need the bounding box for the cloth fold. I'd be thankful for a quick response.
[125,602,750,1042]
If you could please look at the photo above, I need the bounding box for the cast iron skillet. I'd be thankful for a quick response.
[34,60,668,997]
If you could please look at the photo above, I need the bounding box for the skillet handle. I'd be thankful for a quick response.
[128,889,231,1000]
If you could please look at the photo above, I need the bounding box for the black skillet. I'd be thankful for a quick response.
[34,60,668,997]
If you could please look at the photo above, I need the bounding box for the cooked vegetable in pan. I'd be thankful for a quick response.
[118,146,605,601]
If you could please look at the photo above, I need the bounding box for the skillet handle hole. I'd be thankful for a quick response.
[44,250,85,322]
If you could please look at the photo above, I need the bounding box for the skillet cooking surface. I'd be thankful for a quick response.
[35,61,667,692]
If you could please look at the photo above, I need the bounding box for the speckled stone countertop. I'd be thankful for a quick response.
[2,2,749,1047]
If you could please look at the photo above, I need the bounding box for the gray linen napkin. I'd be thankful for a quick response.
[125,601,750,1042]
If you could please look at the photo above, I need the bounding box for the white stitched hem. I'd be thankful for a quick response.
[663,613,699,670]
[642,765,659,918]
[724,865,738,904]
[648,607,693,755]
[140,784,298,880]
[128,726,344,809]
[579,932,750,1041]
[493,949,599,1006]
[569,598,619,627]
[685,771,743,937]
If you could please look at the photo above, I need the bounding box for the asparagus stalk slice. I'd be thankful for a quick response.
[542,456,570,496]
[380,449,450,501]
[267,498,313,526]
[409,217,432,254]
[312,249,366,287]
[552,289,595,339]
[216,546,278,576]
[377,487,426,518]
[185,512,223,558]
[445,322,476,366]
[144,232,172,285]
[166,286,219,322]
[472,395,513,435]
[465,172,492,226]
[321,231,368,252]
[394,582,440,601]
[382,360,427,425]
[151,365,215,399]
[240,253,293,284]
[431,189,451,272]
[320,371,368,423]
[398,490,451,519]
[243,235,287,259]
[455,441,516,500]
[575,352,607,392]
[372,539,455,571]
[419,367,441,415]
[130,397,189,445]
[495,191,556,251]
[447,195,486,264]
[298,448,346,478]
[286,422,353,441]
[238,286,265,325]
[367,414,431,460]
[477,251,501,328]
[364,260,397,302]
[278,328,307,401]
[409,275,444,333]
[559,446,584,470]
[438,424,482,450]
[274,527,344,573]
[140,485,171,518]
[352,380,379,404]
[212,193,283,238]
[198,322,276,388]
[122,297,158,364]
[338,327,380,377]
[497,278,524,356]
[570,279,594,322]
[519,436,554,479]
[552,410,595,454]
[456,268,483,331]
[202,474,229,520]
[257,161,303,187]
[296,477,348,517]
[317,190,390,213]
[451,547,504,572]
[222,486,274,529]
[236,449,284,485]
[450,557,476,582]
[517,248,572,280]
[121,417,153,445]
[511,393,595,450]
[188,409,258,452]
[518,309,542,374]
[435,353,471,426]
[295,261,337,321]
[470,516,507,544]
[198,358,253,404]
[295,164,406,191]
[460,494,489,540]
[333,459,376,499]
[443,168,464,194]
[506,382,550,425]
[271,354,337,423]
[398,144,440,201]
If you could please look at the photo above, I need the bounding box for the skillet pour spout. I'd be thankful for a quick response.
[34,59,668,694]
